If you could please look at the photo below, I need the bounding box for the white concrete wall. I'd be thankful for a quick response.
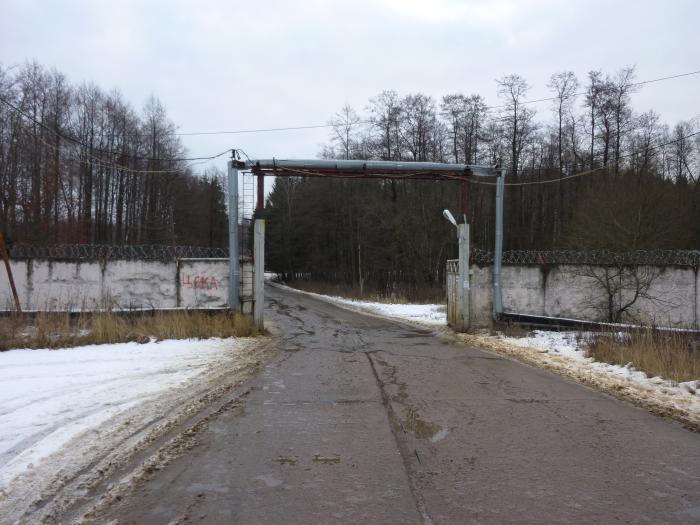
[0,258,253,311]
[463,264,698,329]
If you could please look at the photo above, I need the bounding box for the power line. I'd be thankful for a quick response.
[484,69,700,111]
[177,123,334,136]
[259,130,699,186]
[466,130,700,187]
[174,69,700,136]
[35,135,187,174]
[0,94,231,163]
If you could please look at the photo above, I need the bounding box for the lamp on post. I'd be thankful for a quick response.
[443,209,469,332]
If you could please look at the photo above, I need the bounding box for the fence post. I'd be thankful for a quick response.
[228,160,240,311]
[458,223,470,331]
[493,171,505,319]
[253,219,265,329]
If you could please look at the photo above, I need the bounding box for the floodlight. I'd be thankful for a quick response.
[442,209,457,227]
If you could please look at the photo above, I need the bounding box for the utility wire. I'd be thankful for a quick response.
[466,130,700,187]
[260,130,700,186]
[34,134,189,174]
[0,94,231,163]
[484,69,700,111]
[174,69,700,136]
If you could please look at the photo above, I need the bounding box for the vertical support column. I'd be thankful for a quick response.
[457,222,470,332]
[253,219,265,329]
[256,172,265,216]
[493,170,505,318]
[227,160,240,311]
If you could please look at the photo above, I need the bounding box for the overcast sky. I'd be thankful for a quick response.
[2,0,699,173]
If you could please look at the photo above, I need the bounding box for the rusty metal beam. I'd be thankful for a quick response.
[239,159,499,181]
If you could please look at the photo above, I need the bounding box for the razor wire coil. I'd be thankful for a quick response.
[7,244,700,267]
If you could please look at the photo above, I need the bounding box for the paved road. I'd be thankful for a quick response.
[104,284,700,524]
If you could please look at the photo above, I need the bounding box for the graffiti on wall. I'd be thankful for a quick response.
[180,273,218,290]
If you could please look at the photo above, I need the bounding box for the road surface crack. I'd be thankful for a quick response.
[366,351,434,525]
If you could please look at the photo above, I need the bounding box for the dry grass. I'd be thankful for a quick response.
[585,328,700,383]
[0,310,259,351]
[287,279,444,304]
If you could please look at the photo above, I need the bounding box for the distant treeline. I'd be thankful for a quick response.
[0,61,228,247]
[265,67,699,299]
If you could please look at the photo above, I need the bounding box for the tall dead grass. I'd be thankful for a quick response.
[0,310,259,351]
[586,328,700,383]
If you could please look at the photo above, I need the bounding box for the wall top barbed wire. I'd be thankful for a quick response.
[8,244,230,261]
[7,244,700,267]
[470,249,700,267]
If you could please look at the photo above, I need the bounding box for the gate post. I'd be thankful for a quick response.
[493,171,505,319]
[457,223,470,332]
[227,160,240,311]
[253,219,265,329]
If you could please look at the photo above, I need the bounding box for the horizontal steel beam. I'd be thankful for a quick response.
[237,158,499,178]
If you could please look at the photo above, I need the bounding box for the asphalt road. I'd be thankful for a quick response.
[103,284,700,524]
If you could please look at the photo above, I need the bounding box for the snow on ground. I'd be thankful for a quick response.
[462,329,700,429]
[270,282,446,326]
[0,337,261,518]
[324,297,446,326]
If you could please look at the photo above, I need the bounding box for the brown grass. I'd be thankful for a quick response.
[287,279,444,304]
[585,328,700,383]
[0,310,259,351]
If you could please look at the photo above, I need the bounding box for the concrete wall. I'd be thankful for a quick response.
[0,258,253,312]
[467,264,699,329]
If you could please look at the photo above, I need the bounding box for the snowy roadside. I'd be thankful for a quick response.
[0,337,268,523]
[274,281,700,430]
[268,281,446,326]
[456,330,700,430]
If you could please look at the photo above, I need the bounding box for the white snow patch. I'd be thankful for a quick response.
[328,298,446,326]
[272,283,446,326]
[473,329,700,426]
[0,338,242,487]
[497,329,697,387]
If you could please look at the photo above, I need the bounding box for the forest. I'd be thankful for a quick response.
[264,67,699,299]
[0,61,229,248]
[1,61,698,301]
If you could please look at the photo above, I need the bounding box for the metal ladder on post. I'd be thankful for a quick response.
[238,171,256,306]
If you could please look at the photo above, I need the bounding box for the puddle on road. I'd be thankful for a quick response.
[405,407,440,439]
[255,474,283,488]
[397,330,433,339]
[273,456,298,466]
[430,428,449,443]
[313,454,341,465]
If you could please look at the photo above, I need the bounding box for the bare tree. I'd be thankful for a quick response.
[368,90,402,161]
[584,70,603,169]
[496,74,536,175]
[548,71,578,175]
[329,104,361,160]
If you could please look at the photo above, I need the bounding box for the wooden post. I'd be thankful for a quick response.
[0,232,21,313]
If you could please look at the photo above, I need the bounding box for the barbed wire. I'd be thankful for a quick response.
[8,244,699,267]
[8,244,229,261]
[470,249,700,267]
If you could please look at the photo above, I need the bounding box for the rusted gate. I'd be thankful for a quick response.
[446,259,458,328]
